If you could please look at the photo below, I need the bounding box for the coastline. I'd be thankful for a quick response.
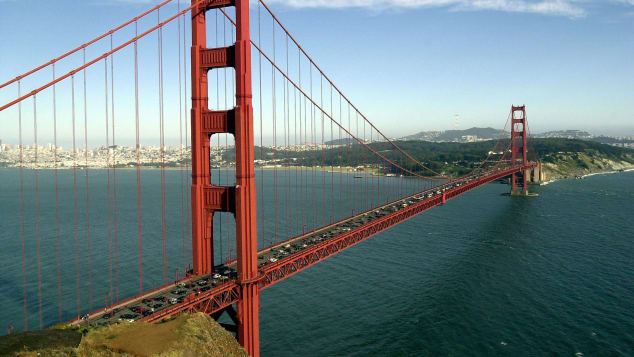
[0,165,396,177]
[581,167,634,178]
[4,164,633,183]
[540,166,634,185]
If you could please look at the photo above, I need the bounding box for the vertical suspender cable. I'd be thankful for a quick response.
[355,110,359,214]
[216,10,223,264]
[374,129,383,206]
[339,94,344,219]
[134,21,143,294]
[228,19,234,260]
[224,14,229,261]
[387,142,391,202]
[362,115,366,210]
[405,153,408,196]
[177,0,186,277]
[364,119,368,210]
[347,104,350,216]
[34,95,42,329]
[110,34,120,303]
[158,9,168,283]
[53,65,62,322]
[217,11,223,263]
[71,75,80,319]
[226,125,230,259]
[303,94,308,232]
[16,81,27,329]
[104,57,112,307]
[18,81,27,331]
[330,85,334,223]
[82,48,93,313]
[369,126,373,206]
[298,48,304,235]
[272,19,278,245]
[371,127,374,208]
[372,128,376,205]
[294,68,298,236]
[320,76,325,225]
[310,64,315,230]
[375,127,380,204]
[258,3,265,250]
[398,156,405,199]
[183,6,191,272]
[304,95,309,230]
[285,34,289,241]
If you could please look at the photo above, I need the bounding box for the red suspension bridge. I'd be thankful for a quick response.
[0,1,538,355]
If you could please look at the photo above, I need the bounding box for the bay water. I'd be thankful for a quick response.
[0,168,632,356]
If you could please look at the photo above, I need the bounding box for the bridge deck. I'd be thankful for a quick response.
[74,165,532,327]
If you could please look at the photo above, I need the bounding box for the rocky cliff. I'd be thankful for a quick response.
[539,151,634,181]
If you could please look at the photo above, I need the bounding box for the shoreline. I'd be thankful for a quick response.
[0,165,430,178]
[540,167,634,186]
[4,165,633,183]
[581,167,634,178]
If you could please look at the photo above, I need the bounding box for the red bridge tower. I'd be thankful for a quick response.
[190,0,259,355]
[510,105,529,195]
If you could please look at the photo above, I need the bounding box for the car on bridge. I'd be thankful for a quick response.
[119,314,137,322]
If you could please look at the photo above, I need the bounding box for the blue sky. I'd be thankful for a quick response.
[0,0,633,146]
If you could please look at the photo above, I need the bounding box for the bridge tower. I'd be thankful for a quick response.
[510,105,529,195]
[190,0,260,355]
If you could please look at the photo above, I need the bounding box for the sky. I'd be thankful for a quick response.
[0,0,633,147]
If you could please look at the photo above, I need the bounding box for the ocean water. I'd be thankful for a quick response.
[259,171,634,356]
[1,169,633,356]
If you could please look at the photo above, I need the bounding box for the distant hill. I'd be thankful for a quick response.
[400,127,621,143]
[254,138,634,178]
[325,137,356,146]
[401,127,505,142]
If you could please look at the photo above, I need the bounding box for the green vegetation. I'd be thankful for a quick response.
[531,138,634,158]
[246,138,634,178]
[0,328,82,356]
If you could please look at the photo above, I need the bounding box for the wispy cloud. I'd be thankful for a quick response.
[15,0,632,18]
[264,0,589,18]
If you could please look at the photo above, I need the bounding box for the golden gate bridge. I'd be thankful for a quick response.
[0,1,538,355]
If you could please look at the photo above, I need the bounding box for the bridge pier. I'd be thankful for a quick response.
[526,162,544,184]
[237,282,260,355]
